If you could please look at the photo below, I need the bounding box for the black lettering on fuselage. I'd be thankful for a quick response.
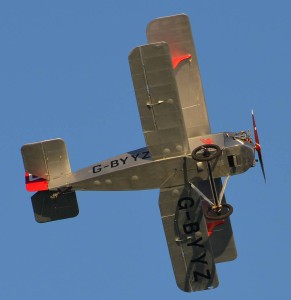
[131,153,139,161]
[92,150,151,174]
[111,160,119,168]
[93,165,102,173]
[120,157,128,165]
[141,151,150,159]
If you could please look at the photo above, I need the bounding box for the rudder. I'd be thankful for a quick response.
[21,138,71,191]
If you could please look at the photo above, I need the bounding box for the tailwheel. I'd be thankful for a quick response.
[205,203,233,220]
[192,144,222,162]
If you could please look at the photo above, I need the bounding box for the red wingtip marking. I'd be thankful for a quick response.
[172,54,192,69]
[25,172,48,192]
[207,220,225,236]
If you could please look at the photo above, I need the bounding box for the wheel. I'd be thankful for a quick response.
[191,144,222,162]
[205,203,233,220]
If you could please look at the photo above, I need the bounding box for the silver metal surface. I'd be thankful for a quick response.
[129,42,189,160]
[20,14,260,293]
[159,184,218,292]
[21,138,71,181]
[218,176,230,205]
[147,14,211,138]
[46,135,255,192]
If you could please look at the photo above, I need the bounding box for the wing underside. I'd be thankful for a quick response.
[147,14,211,138]
[159,183,218,292]
[128,42,189,160]
[198,179,237,263]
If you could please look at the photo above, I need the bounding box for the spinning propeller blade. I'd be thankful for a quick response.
[252,110,266,183]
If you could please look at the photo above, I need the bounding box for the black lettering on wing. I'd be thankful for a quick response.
[187,237,204,248]
[183,222,199,235]
[178,197,194,210]
[193,269,211,282]
[191,252,208,264]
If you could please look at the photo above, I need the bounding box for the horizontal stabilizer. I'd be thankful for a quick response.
[31,190,79,223]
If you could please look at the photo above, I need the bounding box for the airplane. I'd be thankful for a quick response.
[21,14,265,293]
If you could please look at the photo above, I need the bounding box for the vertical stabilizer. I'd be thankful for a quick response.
[21,138,71,191]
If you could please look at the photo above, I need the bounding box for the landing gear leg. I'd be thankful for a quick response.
[191,144,233,220]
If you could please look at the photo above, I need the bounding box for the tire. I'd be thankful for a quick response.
[191,144,222,162]
[205,203,233,220]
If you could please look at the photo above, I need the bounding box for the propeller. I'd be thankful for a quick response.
[251,110,266,183]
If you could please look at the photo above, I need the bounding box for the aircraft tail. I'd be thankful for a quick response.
[31,190,79,223]
[21,138,79,223]
[25,172,48,192]
[21,138,72,192]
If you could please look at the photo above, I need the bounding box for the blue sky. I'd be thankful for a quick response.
[1,1,290,299]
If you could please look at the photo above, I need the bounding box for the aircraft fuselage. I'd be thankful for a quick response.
[49,132,255,191]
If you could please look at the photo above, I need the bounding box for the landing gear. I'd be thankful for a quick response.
[191,144,233,220]
[205,203,233,220]
[191,144,222,161]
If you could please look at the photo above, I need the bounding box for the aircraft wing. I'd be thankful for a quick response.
[129,42,189,160]
[147,14,211,138]
[198,179,237,263]
[159,183,218,292]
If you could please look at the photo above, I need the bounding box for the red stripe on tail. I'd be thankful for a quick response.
[25,172,48,192]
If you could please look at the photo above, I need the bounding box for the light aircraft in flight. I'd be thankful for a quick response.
[21,14,265,293]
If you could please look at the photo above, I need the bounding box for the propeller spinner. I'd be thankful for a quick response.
[252,110,266,183]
